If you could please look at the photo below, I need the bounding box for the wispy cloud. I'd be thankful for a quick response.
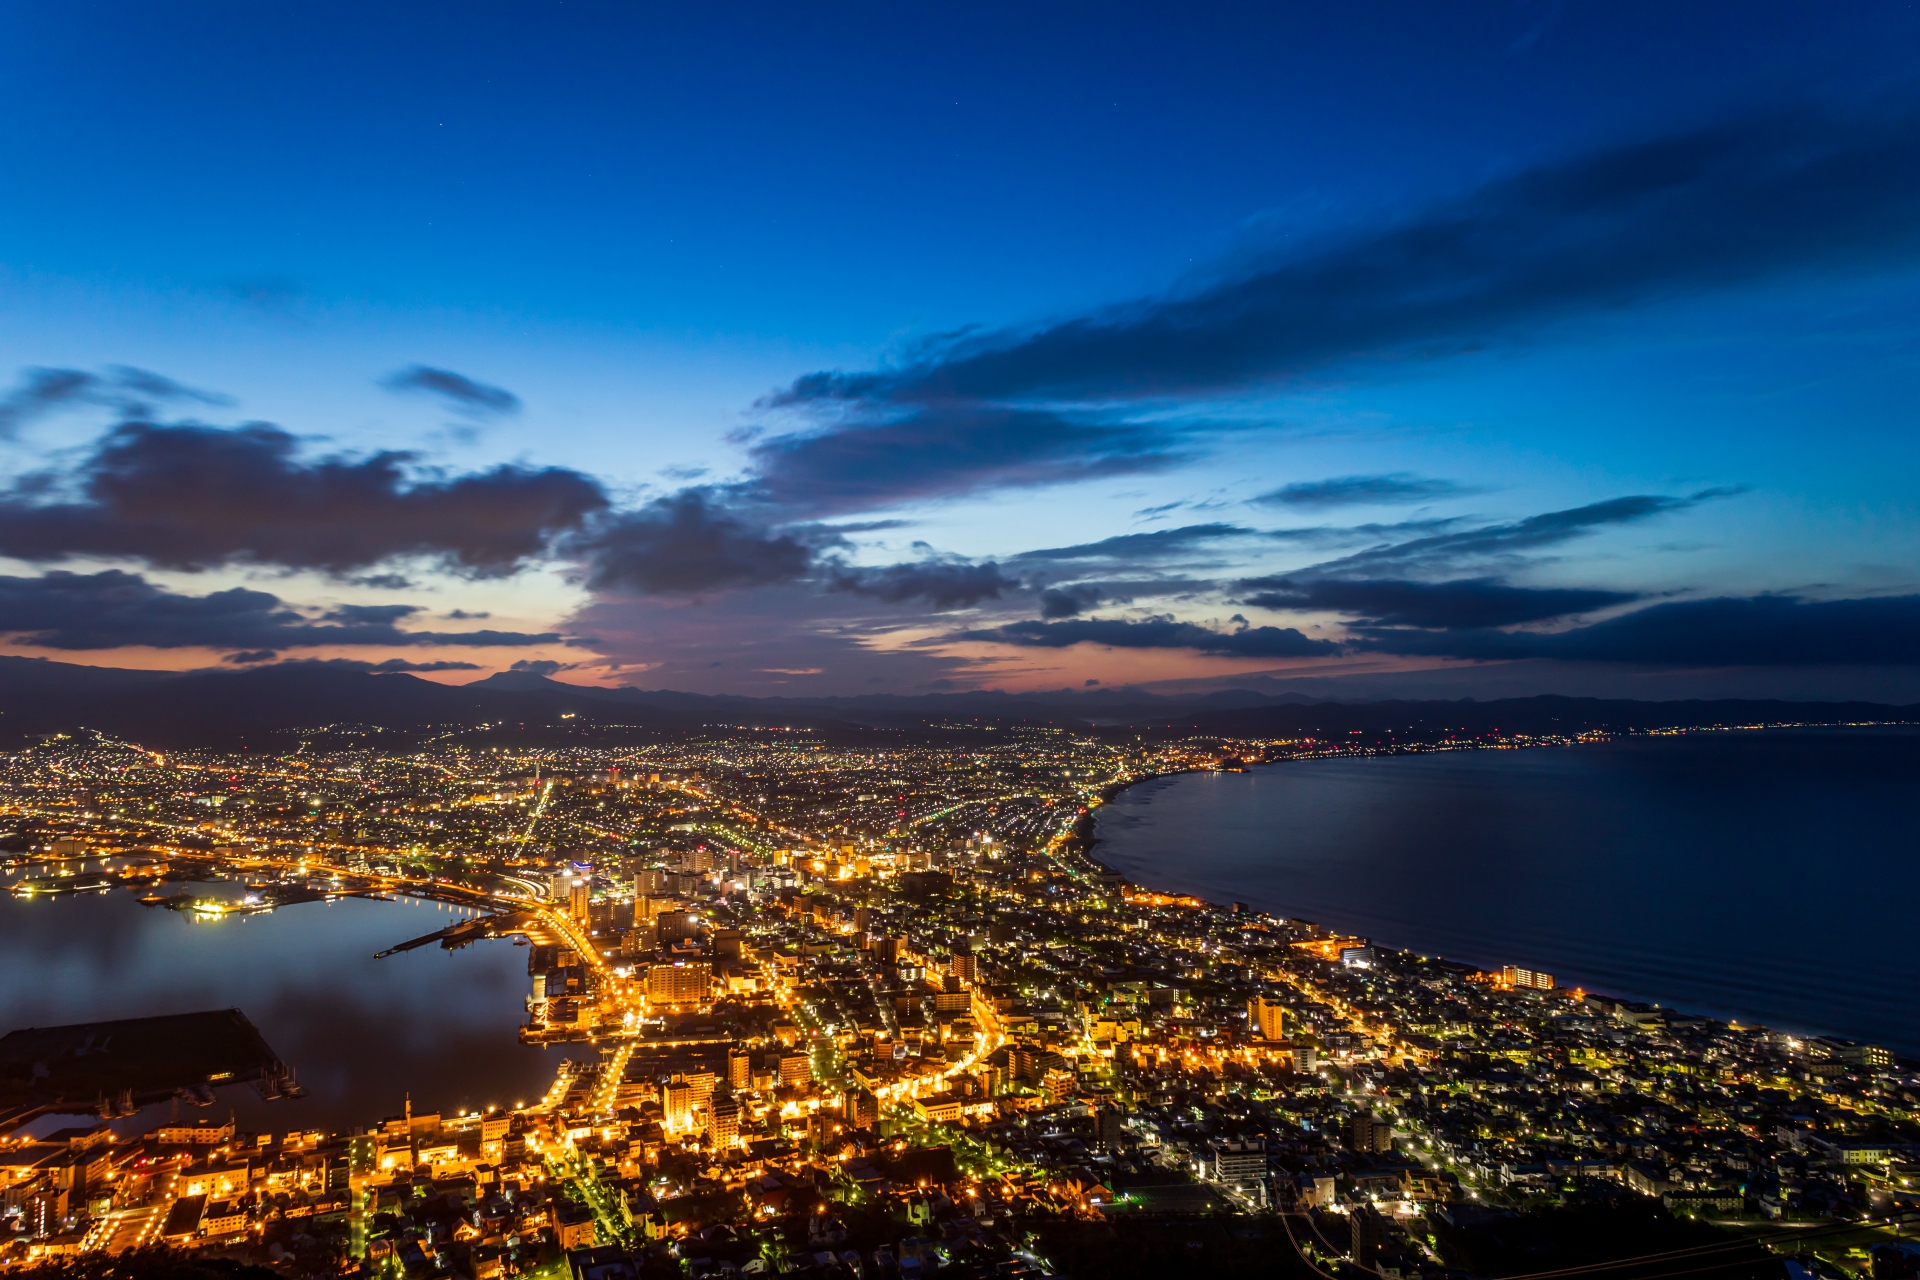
[1012,523,1252,564]
[1251,473,1471,511]
[381,365,522,417]
[1297,491,1739,580]
[0,366,228,438]
[727,99,1920,525]
[777,102,1920,412]
[959,615,1337,658]
[1355,593,1920,666]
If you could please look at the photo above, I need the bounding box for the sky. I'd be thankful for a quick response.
[2,1,1919,701]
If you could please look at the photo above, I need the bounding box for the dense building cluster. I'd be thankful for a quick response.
[1,726,1916,1280]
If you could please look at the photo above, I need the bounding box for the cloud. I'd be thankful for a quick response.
[0,366,227,437]
[1238,576,1638,628]
[1251,474,1469,511]
[742,404,1192,517]
[778,102,1920,411]
[960,615,1338,658]
[0,369,96,436]
[1133,500,1189,519]
[381,365,521,416]
[723,100,1920,521]
[1037,578,1213,618]
[1303,492,1733,579]
[510,659,566,676]
[567,582,994,694]
[825,560,1018,610]
[1005,517,1466,574]
[219,652,481,672]
[363,658,485,671]
[1039,585,1104,619]
[569,488,814,595]
[0,570,562,651]
[0,420,607,575]
[1356,593,1920,666]
[1012,522,1252,564]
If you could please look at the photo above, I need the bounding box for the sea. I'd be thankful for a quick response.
[1092,725,1920,1057]
[0,883,556,1138]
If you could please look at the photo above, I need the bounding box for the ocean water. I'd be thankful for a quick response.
[0,884,556,1135]
[1093,727,1920,1055]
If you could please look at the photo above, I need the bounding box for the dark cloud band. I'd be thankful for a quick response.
[0,570,562,652]
[825,561,1018,610]
[1251,474,1468,511]
[961,615,1337,658]
[0,421,607,576]
[1239,576,1638,629]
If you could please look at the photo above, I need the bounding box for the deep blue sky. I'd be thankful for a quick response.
[1,2,1918,698]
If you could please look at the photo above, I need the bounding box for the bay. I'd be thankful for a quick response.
[1093,726,1920,1055]
[0,883,556,1135]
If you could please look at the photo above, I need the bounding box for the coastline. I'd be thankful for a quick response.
[1074,727,1920,1053]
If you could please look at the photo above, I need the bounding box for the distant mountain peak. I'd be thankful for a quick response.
[462,671,578,693]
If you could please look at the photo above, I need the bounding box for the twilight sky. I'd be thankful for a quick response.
[3,2,1919,700]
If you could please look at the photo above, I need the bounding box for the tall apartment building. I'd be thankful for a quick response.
[709,1099,741,1149]
[645,961,711,1006]
[1248,995,1286,1041]
[1503,965,1555,990]
[1351,1203,1391,1266]
[1349,1112,1392,1155]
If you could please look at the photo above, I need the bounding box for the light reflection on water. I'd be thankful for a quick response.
[0,885,557,1135]
[1095,727,1920,1055]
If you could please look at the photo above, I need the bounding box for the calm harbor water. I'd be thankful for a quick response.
[1094,726,1920,1056]
[0,884,556,1135]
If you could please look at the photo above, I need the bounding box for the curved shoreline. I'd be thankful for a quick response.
[1076,727,1920,1050]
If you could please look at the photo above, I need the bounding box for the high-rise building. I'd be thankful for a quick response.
[1351,1204,1391,1266]
[679,1071,716,1111]
[568,878,591,926]
[657,910,700,943]
[709,1099,741,1149]
[660,1081,692,1131]
[1206,1140,1268,1201]
[1503,965,1555,990]
[1248,995,1286,1041]
[1349,1112,1392,1154]
[646,962,711,1006]
[950,952,978,984]
[727,1048,752,1089]
[842,1088,879,1129]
